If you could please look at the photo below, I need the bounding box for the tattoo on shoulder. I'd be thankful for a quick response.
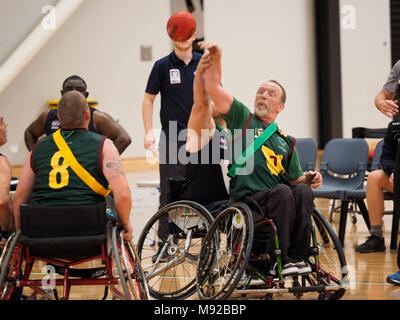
[104,138,125,176]
[105,158,124,175]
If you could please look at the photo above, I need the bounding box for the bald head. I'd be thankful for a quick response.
[57,91,89,128]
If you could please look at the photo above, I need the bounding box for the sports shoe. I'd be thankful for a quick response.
[386,271,400,285]
[356,235,386,253]
[281,263,299,277]
[269,263,298,277]
[246,276,265,286]
[296,261,312,274]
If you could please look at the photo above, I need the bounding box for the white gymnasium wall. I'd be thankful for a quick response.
[0,1,394,166]
[340,0,392,137]
[0,0,169,165]
[203,0,318,141]
[0,0,59,65]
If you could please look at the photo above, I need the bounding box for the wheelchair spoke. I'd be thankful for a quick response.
[146,256,182,280]
[136,202,214,299]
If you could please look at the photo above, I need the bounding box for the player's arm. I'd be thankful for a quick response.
[102,138,133,240]
[142,93,157,150]
[0,156,12,231]
[375,89,398,118]
[92,111,132,155]
[24,111,48,151]
[186,53,215,152]
[199,42,233,115]
[13,153,36,231]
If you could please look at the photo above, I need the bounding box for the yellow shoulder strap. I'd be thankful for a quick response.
[53,129,111,197]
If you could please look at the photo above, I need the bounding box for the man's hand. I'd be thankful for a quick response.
[305,171,322,189]
[379,99,399,118]
[198,42,222,68]
[144,130,156,150]
[199,41,222,58]
[196,50,214,74]
[123,222,133,241]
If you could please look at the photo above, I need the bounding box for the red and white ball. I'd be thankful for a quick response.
[166,11,196,42]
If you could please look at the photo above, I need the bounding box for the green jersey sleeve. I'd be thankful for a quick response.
[288,147,305,180]
[222,97,251,135]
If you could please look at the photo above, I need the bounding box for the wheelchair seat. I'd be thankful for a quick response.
[20,202,107,259]
[204,199,230,217]
[0,201,149,300]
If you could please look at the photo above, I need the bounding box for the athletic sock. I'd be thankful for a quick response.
[370,225,383,239]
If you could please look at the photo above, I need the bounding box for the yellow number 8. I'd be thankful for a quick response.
[49,151,69,189]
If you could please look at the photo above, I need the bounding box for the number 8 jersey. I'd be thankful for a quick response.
[30,129,109,206]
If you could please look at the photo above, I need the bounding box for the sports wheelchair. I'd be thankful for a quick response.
[196,198,348,300]
[136,178,229,300]
[136,200,230,300]
[0,200,149,300]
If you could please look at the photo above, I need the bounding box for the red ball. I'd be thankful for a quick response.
[166,11,196,42]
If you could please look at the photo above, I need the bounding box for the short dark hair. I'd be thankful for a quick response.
[62,75,87,90]
[57,91,89,128]
[268,79,286,104]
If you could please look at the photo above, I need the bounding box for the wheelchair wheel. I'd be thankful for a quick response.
[111,226,150,300]
[120,234,150,300]
[309,208,347,300]
[197,202,254,300]
[136,200,214,300]
[0,232,23,300]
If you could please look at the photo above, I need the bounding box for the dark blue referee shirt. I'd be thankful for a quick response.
[145,50,202,139]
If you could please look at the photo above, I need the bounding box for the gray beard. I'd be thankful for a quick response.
[254,105,270,118]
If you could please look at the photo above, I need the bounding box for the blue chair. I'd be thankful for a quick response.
[328,127,389,224]
[313,138,370,246]
[295,138,318,172]
[346,139,398,249]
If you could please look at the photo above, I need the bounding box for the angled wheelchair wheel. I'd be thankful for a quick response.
[197,202,254,300]
[136,200,214,300]
[111,226,150,300]
[309,208,347,300]
[0,232,23,300]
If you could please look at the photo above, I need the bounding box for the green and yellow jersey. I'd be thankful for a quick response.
[30,129,108,206]
[223,98,304,200]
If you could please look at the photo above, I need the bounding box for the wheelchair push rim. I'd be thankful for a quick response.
[197,202,254,300]
[136,201,214,300]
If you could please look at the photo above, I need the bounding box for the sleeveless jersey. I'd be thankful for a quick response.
[45,108,96,135]
[223,98,303,201]
[30,129,108,206]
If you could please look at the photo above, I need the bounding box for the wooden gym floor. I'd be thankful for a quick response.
[10,157,400,300]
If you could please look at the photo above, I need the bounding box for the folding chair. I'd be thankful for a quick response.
[313,138,370,246]
[295,138,318,172]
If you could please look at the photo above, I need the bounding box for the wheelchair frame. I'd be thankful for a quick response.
[196,203,347,300]
[0,204,149,300]
[136,200,215,300]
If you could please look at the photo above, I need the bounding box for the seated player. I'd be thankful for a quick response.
[13,90,133,240]
[151,48,230,263]
[24,75,131,154]
[182,46,230,210]
[199,41,322,276]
